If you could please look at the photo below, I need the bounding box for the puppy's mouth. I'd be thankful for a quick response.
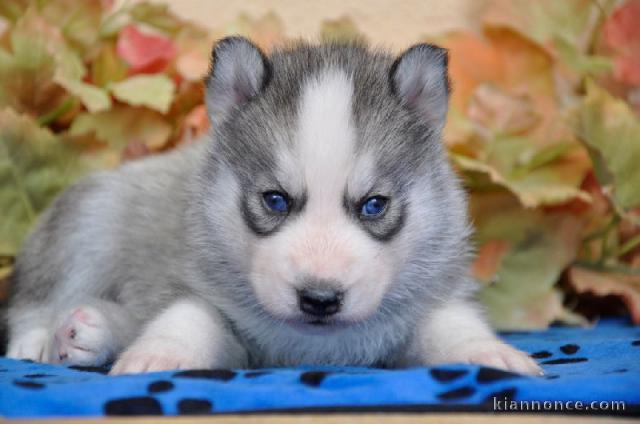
[283,316,351,333]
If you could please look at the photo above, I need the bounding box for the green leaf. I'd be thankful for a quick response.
[520,141,574,172]
[54,74,111,113]
[0,43,64,119]
[472,192,586,329]
[11,7,86,80]
[452,136,591,207]
[39,0,105,54]
[0,108,89,255]
[574,81,640,211]
[0,7,92,120]
[69,106,172,151]
[554,35,613,76]
[109,75,175,114]
[91,43,129,88]
[129,2,182,35]
[484,0,595,51]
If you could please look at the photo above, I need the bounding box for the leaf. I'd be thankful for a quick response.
[574,81,640,212]
[440,29,561,143]
[568,266,640,324]
[11,7,86,79]
[69,106,172,151]
[0,108,88,255]
[320,16,364,42]
[554,35,613,77]
[612,55,640,86]
[0,7,95,121]
[91,42,129,88]
[174,26,211,82]
[472,239,510,283]
[129,2,183,35]
[0,46,64,119]
[452,138,591,207]
[441,27,594,209]
[436,31,503,112]
[54,74,111,113]
[178,104,209,145]
[466,84,540,136]
[483,0,596,52]
[116,24,176,74]
[602,0,640,50]
[39,0,104,54]
[602,0,640,86]
[472,192,586,329]
[109,74,175,114]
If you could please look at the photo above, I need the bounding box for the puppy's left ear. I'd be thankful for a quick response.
[390,44,450,133]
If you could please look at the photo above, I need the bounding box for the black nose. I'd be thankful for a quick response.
[298,287,343,317]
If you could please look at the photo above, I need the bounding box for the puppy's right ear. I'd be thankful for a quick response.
[205,37,271,125]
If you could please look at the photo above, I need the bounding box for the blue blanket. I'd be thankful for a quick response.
[1,318,639,418]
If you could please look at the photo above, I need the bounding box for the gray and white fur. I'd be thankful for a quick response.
[6,38,541,375]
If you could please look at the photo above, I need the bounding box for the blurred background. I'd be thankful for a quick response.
[1,0,639,330]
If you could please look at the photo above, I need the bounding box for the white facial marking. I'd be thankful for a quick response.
[297,70,355,209]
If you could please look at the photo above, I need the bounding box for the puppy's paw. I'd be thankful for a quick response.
[7,328,51,362]
[52,306,114,366]
[110,338,211,375]
[456,340,543,376]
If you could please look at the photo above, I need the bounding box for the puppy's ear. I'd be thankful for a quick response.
[205,36,271,124]
[390,44,449,133]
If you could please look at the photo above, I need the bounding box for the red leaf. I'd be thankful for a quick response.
[615,55,640,85]
[603,0,640,85]
[603,0,640,51]
[116,25,176,74]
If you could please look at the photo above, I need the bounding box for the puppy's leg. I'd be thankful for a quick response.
[7,307,54,362]
[51,300,137,366]
[404,300,543,375]
[110,298,247,375]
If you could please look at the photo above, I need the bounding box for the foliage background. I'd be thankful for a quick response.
[1,0,639,329]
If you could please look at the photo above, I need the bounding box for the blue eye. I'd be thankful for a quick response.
[263,191,290,213]
[360,196,388,218]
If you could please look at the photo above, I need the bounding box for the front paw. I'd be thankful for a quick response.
[110,338,211,375]
[454,340,543,376]
[7,328,51,363]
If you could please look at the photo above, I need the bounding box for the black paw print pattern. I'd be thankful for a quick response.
[530,343,588,368]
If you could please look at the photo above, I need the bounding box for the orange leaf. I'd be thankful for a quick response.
[568,266,640,324]
[116,25,176,75]
[472,239,511,283]
[438,32,502,111]
[441,29,559,142]
[180,104,210,145]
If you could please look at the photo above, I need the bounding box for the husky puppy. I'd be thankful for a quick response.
[6,37,541,375]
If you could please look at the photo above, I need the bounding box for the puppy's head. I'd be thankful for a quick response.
[200,37,464,330]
